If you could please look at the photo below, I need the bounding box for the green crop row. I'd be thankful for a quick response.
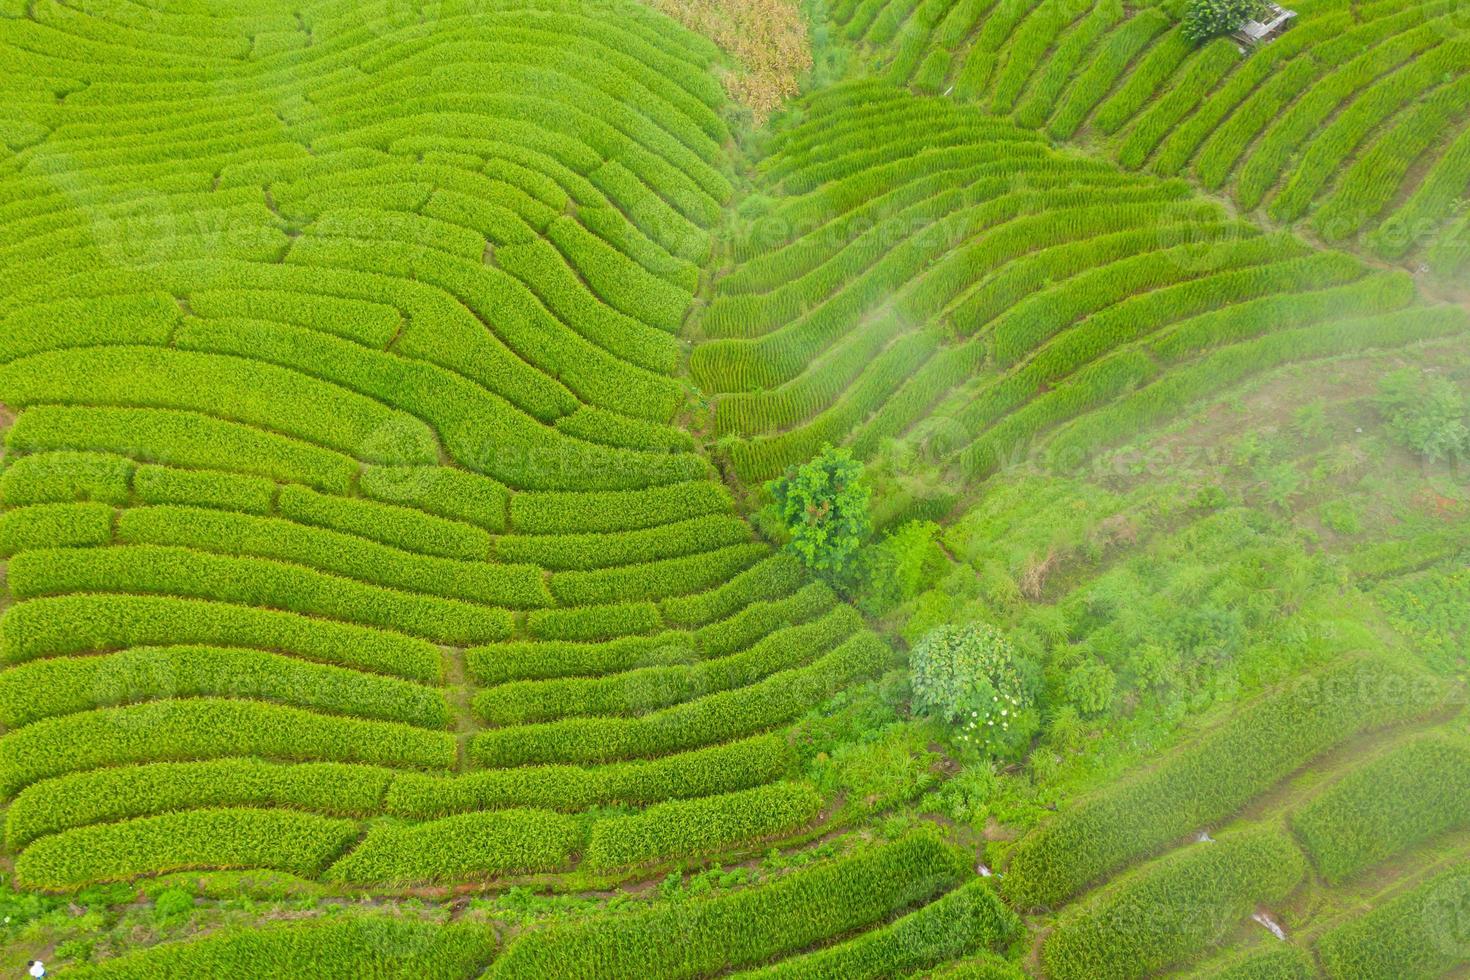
[1291,732,1470,884]
[279,483,493,561]
[1270,38,1470,224]
[1349,76,1470,250]
[1232,22,1448,212]
[554,405,696,454]
[0,501,113,557]
[493,515,750,571]
[6,405,359,493]
[1047,11,1169,140]
[468,632,698,685]
[387,734,792,818]
[1013,0,1123,129]
[185,285,403,347]
[0,644,451,730]
[9,544,515,645]
[466,580,835,685]
[325,809,579,884]
[114,504,549,608]
[487,830,971,977]
[491,236,681,374]
[744,877,1020,980]
[172,287,695,483]
[661,552,808,628]
[695,580,839,657]
[1003,655,1446,909]
[470,631,891,767]
[1092,28,1193,136]
[1190,943,1317,980]
[361,463,509,532]
[0,593,443,680]
[14,808,360,889]
[288,232,691,427]
[0,698,456,797]
[6,759,395,849]
[583,782,824,870]
[1047,305,1470,468]
[67,914,496,980]
[474,605,862,725]
[136,463,277,514]
[0,451,135,506]
[547,543,768,605]
[0,451,292,521]
[1317,861,1470,979]
[0,291,178,364]
[1042,827,1307,980]
[508,480,730,534]
[525,601,663,642]
[0,345,440,464]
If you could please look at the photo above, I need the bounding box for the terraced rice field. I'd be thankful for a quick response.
[2,0,1469,975]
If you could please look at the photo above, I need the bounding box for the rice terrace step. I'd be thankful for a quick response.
[1,0,1468,975]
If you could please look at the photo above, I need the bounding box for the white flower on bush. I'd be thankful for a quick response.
[909,622,1036,758]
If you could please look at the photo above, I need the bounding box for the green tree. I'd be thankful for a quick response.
[1182,0,1265,42]
[766,443,871,577]
[1377,368,1469,464]
[909,623,1039,760]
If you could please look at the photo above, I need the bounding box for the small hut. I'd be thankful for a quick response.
[1233,3,1297,46]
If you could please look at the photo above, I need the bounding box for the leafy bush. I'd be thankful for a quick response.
[858,520,947,615]
[1183,0,1266,44]
[1376,368,1468,464]
[910,623,1038,759]
[766,443,871,578]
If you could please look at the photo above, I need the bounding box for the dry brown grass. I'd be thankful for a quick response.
[646,0,811,121]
